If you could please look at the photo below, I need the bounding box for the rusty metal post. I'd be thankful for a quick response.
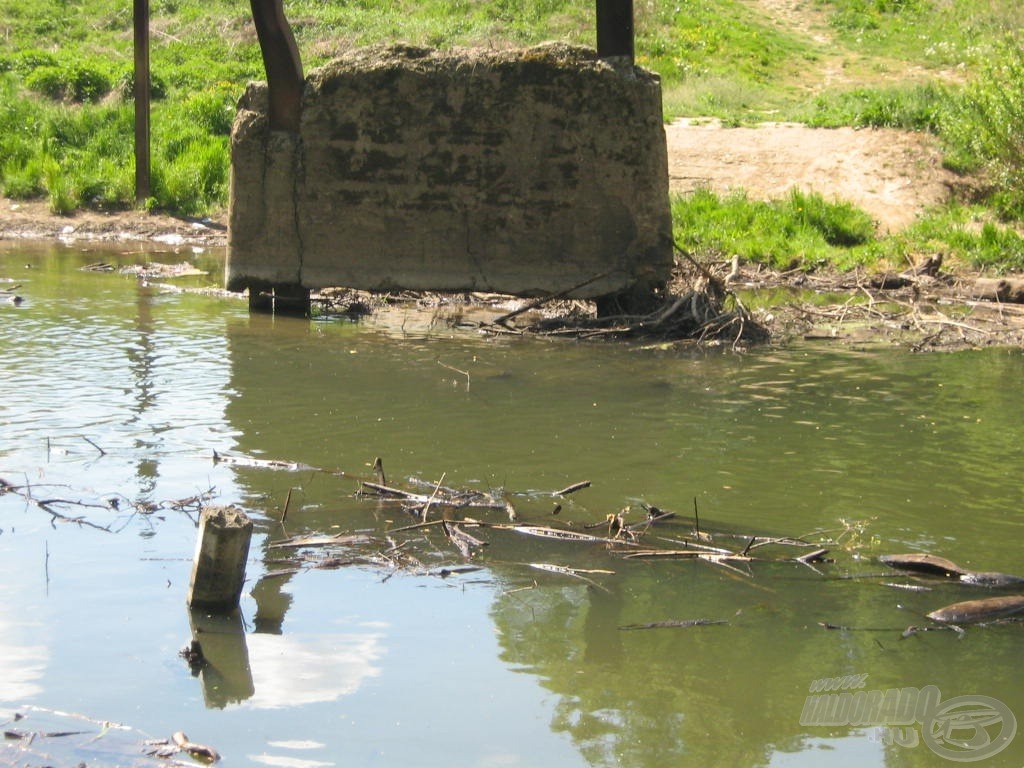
[133,0,151,206]
[596,0,634,64]
[250,0,304,133]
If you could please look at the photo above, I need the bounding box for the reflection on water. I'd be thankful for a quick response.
[244,630,384,709]
[1,242,1023,767]
[0,615,47,701]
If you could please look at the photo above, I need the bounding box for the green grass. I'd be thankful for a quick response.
[673,189,876,271]
[0,0,1022,274]
[675,189,1024,275]
[796,82,947,131]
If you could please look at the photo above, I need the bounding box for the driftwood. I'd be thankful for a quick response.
[171,731,221,763]
[879,552,967,577]
[972,277,1024,303]
[926,595,1024,625]
[869,254,944,290]
[510,524,631,545]
[212,449,318,472]
[475,249,768,347]
[444,521,488,558]
[879,552,1024,588]
[268,533,377,549]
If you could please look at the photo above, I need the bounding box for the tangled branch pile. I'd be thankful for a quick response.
[479,254,769,346]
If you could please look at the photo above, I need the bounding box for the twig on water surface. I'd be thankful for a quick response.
[421,472,447,522]
[268,532,377,549]
[437,359,470,389]
[795,548,830,565]
[81,436,106,456]
[527,562,613,593]
[818,621,904,633]
[386,518,449,534]
[443,521,488,559]
[881,582,933,592]
[619,618,728,631]
[553,480,591,496]
[281,487,293,523]
[508,523,634,545]
[528,562,614,576]
[212,449,318,473]
[490,270,613,328]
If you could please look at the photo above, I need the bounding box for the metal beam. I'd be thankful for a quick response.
[250,0,304,133]
[133,0,150,206]
[596,0,634,63]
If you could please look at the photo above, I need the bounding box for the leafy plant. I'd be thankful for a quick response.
[801,83,946,131]
[940,36,1024,219]
[25,63,112,103]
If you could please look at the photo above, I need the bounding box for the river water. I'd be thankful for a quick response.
[1,242,1022,767]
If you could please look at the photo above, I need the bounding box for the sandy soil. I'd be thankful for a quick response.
[665,119,959,233]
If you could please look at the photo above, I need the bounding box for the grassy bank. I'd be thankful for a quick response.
[0,0,1023,272]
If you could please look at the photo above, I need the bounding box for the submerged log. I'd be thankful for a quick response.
[926,595,1024,625]
[878,553,966,578]
[959,570,1024,588]
[879,552,1024,588]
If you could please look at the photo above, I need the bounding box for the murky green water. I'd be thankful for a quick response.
[1,242,1022,767]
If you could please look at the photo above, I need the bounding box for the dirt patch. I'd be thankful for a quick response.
[0,198,228,247]
[665,119,959,233]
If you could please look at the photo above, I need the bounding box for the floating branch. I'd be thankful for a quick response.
[437,359,470,389]
[212,450,318,472]
[879,552,1024,588]
[926,595,1024,625]
[268,533,378,549]
[795,548,830,564]
[623,549,719,560]
[444,521,488,558]
[818,622,906,633]
[170,731,221,762]
[508,524,626,545]
[619,618,728,631]
[527,562,614,592]
[553,480,591,496]
[881,582,933,592]
[528,563,614,577]
[358,480,505,512]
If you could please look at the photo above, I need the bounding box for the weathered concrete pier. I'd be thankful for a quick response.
[226,42,673,312]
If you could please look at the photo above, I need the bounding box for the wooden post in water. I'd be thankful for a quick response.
[188,506,253,611]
